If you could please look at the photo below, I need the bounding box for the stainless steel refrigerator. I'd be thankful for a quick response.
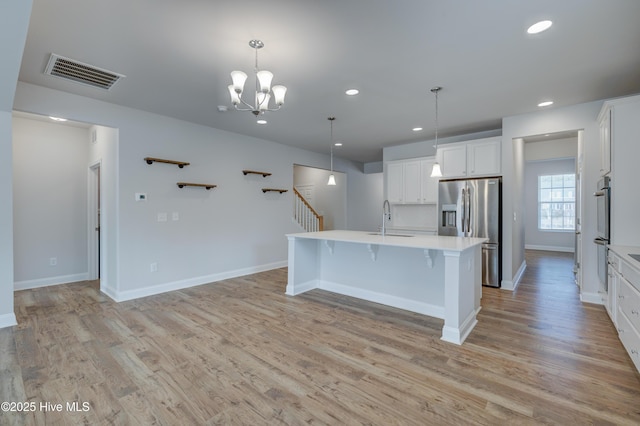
[438,177,502,287]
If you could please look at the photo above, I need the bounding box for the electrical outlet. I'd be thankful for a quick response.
[49,257,57,266]
[150,262,158,272]
[157,212,167,222]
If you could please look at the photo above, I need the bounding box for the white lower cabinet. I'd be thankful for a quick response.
[607,246,640,373]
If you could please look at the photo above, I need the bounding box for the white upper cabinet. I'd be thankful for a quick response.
[600,94,640,246]
[468,138,501,176]
[598,106,612,176]
[437,137,502,179]
[439,144,467,178]
[420,158,439,204]
[385,161,404,203]
[403,160,422,203]
[384,157,439,205]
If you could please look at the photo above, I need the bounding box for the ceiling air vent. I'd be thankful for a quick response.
[44,53,125,90]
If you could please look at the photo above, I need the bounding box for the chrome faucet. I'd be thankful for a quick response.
[382,199,391,236]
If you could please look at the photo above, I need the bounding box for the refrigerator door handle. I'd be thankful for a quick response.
[461,188,466,233]
[593,237,608,246]
[466,188,471,234]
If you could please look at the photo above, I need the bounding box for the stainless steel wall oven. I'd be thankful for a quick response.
[594,176,610,290]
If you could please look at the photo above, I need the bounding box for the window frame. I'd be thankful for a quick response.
[537,173,576,232]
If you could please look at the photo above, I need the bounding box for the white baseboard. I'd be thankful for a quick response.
[318,280,444,319]
[580,292,604,305]
[525,244,574,253]
[502,260,527,291]
[286,279,317,296]
[106,261,287,302]
[442,311,478,345]
[0,313,17,329]
[14,272,89,291]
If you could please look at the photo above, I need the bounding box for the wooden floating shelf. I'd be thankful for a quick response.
[243,170,272,177]
[177,182,217,190]
[262,188,288,194]
[145,157,190,168]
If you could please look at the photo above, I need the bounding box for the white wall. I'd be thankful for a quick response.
[525,137,577,161]
[345,164,384,232]
[293,165,347,230]
[0,0,33,328]
[87,125,119,296]
[13,82,379,302]
[13,117,90,287]
[524,158,576,252]
[502,101,603,301]
[383,129,501,161]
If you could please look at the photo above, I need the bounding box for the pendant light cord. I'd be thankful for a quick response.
[431,86,441,150]
[329,117,335,172]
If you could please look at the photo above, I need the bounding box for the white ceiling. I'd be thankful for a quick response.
[17,0,640,163]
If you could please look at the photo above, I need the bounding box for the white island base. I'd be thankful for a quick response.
[286,230,487,345]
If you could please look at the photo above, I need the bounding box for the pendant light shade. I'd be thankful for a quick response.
[430,86,443,178]
[430,162,442,178]
[327,117,337,186]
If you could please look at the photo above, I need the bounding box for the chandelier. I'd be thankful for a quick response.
[228,40,287,117]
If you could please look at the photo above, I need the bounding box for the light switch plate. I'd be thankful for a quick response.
[172,212,179,221]
[157,212,167,222]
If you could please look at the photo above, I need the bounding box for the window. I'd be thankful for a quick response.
[538,173,575,231]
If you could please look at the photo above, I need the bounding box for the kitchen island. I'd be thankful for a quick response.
[286,230,487,344]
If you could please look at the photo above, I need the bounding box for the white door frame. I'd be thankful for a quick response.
[88,160,102,281]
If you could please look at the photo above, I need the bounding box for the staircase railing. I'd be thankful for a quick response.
[293,188,324,232]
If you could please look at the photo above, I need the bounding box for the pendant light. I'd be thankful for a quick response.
[327,117,337,186]
[430,86,443,178]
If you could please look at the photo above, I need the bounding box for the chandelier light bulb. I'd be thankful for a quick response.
[230,71,247,93]
[272,85,287,106]
[256,70,273,93]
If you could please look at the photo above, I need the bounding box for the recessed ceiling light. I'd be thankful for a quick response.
[538,101,554,107]
[412,127,423,132]
[334,142,343,147]
[527,20,553,34]
[49,116,67,122]
[256,119,267,124]
[345,89,359,96]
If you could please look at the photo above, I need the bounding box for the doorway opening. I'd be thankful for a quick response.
[293,164,346,231]
[520,129,582,286]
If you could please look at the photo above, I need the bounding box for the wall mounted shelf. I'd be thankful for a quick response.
[177,182,217,190]
[262,188,288,194]
[243,170,272,177]
[145,157,190,168]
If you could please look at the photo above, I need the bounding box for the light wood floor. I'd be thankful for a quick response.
[2,250,640,425]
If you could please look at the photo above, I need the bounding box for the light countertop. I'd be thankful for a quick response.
[608,245,640,270]
[286,230,487,252]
